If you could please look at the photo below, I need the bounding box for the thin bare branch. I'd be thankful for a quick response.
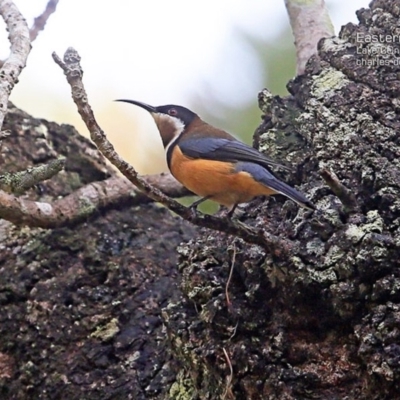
[285,0,334,75]
[0,173,189,228]
[0,0,31,130]
[222,347,234,400]
[228,321,239,341]
[0,157,65,194]
[29,0,59,42]
[225,244,236,308]
[52,47,292,253]
[320,168,359,212]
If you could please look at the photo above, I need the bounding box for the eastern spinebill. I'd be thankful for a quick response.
[117,100,315,216]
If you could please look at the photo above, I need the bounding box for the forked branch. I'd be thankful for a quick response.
[52,47,292,253]
[0,0,31,130]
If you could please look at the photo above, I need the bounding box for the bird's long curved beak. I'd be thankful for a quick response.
[115,99,157,113]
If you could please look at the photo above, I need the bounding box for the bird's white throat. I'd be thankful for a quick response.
[154,113,185,151]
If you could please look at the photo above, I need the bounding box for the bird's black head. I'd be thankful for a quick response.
[116,99,198,148]
[154,104,197,127]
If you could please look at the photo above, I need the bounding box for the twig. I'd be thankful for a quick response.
[0,0,31,130]
[222,347,234,400]
[284,0,334,75]
[144,172,190,198]
[52,47,293,253]
[320,168,359,212]
[29,0,59,42]
[228,321,239,341]
[0,157,65,194]
[0,173,189,228]
[225,245,236,308]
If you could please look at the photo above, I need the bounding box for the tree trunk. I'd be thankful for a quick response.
[1,0,400,399]
[164,1,400,399]
[0,104,197,399]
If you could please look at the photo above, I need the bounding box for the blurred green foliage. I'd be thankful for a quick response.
[184,26,296,213]
[192,27,296,143]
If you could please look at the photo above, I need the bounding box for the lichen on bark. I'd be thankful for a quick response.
[1,1,400,399]
[0,104,197,399]
[162,1,400,399]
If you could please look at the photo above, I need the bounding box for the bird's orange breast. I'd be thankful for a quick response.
[169,145,277,207]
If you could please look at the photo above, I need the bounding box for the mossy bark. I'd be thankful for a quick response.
[0,104,196,399]
[164,1,400,399]
[1,1,400,399]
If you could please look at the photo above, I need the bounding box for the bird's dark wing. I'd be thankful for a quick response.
[178,137,291,171]
[235,162,315,210]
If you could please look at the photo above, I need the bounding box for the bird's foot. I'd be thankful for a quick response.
[215,204,238,220]
[189,196,211,211]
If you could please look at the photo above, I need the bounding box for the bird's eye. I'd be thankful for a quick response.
[168,108,178,116]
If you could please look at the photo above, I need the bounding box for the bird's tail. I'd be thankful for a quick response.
[237,162,315,210]
[266,178,315,210]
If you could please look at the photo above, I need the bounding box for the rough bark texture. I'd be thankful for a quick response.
[0,104,196,399]
[1,1,400,399]
[163,1,400,399]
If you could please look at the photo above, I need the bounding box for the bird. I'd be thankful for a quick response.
[117,100,315,216]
